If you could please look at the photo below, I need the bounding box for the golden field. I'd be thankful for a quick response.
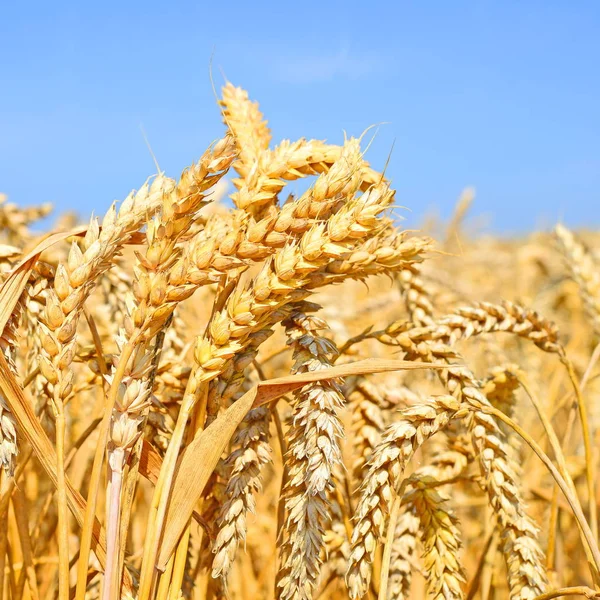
[0,85,598,600]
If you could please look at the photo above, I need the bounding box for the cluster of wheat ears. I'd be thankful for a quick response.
[0,84,599,600]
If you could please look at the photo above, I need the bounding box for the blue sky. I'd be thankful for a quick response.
[1,1,598,232]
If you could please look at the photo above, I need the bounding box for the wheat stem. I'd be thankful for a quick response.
[562,355,597,541]
[167,525,191,600]
[75,335,139,600]
[101,447,124,600]
[138,388,201,600]
[155,554,174,600]
[54,402,69,600]
[377,493,401,600]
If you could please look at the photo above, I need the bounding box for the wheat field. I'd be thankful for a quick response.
[0,84,598,600]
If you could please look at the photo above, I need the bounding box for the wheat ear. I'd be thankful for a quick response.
[276,306,345,600]
[211,405,272,579]
[347,395,464,598]
[555,224,600,337]
[406,483,466,599]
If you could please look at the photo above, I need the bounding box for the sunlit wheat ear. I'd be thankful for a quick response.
[407,484,466,600]
[182,177,409,419]
[312,234,433,290]
[464,386,548,599]
[385,443,470,600]
[276,306,345,600]
[38,174,176,399]
[347,396,463,599]
[445,302,561,353]
[350,379,390,484]
[221,85,379,217]
[220,83,272,178]
[381,300,561,355]
[483,364,522,456]
[190,138,371,267]
[398,264,437,327]
[211,405,272,579]
[130,135,237,342]
[387,436,470,599]
[555,223,600,336]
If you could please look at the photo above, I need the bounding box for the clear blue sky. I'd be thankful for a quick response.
[1,1,598,232]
